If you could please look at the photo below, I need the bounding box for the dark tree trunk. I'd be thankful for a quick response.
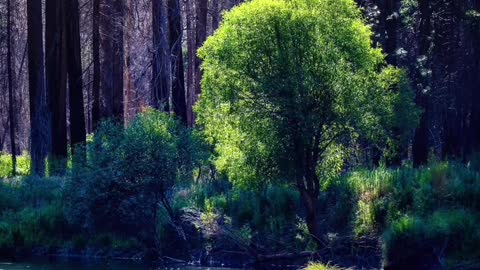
[100,0,124,125]
[65,0,87,155]
[193,0,207,115]
[7,0,17,176]
[412,0,431,166]
[92,0,101,130]
[46,0,68,171]
[152,0,170,112]
[112,0,125,124]
[27,0,48,176]
[186,0,196,126]
[100,0,114,119]
[168,0,188,123]
[470,2,480,153]
[124,0,134,123]
[383,0,399,65]
[292,122,323,248]
[211,0,220,32]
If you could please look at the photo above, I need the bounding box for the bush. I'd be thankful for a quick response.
[0,152,31,178]
[64,110,204,247]
[383,210,480,269]
[304,263,343,270]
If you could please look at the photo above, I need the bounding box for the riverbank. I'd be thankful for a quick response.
[2,152,480,269]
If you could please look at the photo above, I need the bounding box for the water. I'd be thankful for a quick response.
[0,261,243,270]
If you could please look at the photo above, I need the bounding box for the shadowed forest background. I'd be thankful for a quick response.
[0,0,479,269]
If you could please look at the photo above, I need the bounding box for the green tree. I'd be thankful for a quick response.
[196,0,418,246]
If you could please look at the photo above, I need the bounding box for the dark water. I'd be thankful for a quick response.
[0,261,243,270]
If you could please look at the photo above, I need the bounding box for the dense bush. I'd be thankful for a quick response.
[0,152,31,178]
[321,161,480,268]
[383,210,480,269]
[64,110,204,248]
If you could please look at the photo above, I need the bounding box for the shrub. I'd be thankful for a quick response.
[64,110,203,247]
[304,262,344,270]
[0,152,31,178]
[383,210,480,268]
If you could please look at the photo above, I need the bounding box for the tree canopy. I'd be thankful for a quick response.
[197,0,417,189]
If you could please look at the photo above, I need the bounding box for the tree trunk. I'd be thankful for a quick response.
[412,0,431,166]
[7,0,17,176]
[124,0,134,123]
[211,0,220,32]
[186,0,196,126]
[100,0,124,125]
[169,0,188,123]
[92,0,101,130]
[195,0,207,90]
[27,0,48,176]
[192,0,207,122]
[152,0,170,112]
[113,0,125,124]
[46,0,68,172]
[65,0,87,156]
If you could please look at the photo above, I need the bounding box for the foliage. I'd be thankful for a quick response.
[0,152,31,178]
[383,210,480,269]
[0,176,66,251]
[304,262,344,270]
[319,161,480,266]
[196,0,418,190]
[64,110,203,244]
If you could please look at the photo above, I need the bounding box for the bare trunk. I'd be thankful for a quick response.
[186,0,196,126]
[27,0,48,176]
[211,0,220,32]
[7,0,17,176]
[124,0,134,123]
[152,0,170,112]
[65,0,86,157]
[169,0,188,123]
[113,0,125,125]
[92,0,101,130]
[46,0,68,173]
[194,0,207,96]
[100,0,124,124]
[412,0,431,166]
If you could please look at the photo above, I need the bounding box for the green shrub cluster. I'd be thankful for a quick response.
[0,176,66,252]
[0,152,31,178]
[327,161,480,267]
[64,110,203,247]
[304,262,343,270]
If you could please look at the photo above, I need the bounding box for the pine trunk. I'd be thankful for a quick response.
[27,0,48,176]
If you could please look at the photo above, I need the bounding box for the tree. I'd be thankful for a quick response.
[152,0,170,112]
[27,0,48,176]
[168,0,187,123]
[100,0,125,124]
[65,0,87,154]
[196,0,418,246]
[6,0,16,176]
[46,0,68,169]
[92,0,101,130]
[186,0,196,125]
